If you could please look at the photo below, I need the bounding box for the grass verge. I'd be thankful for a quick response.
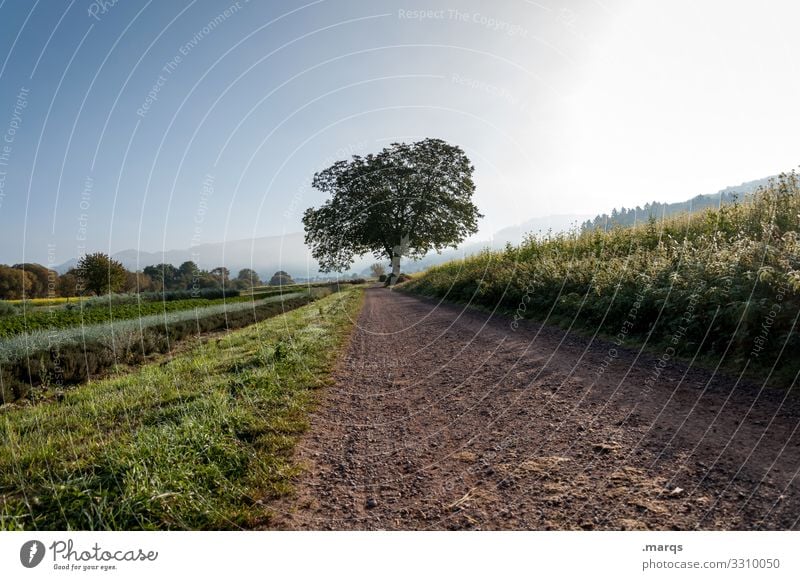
[0,287,364,530]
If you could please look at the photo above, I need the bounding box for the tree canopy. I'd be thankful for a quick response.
[302,138,482,278]
[269,271,294,286]
[236,268,261,287]
[11,263,55,297]
[143,263,180,291]
[76,252,127,295]
[0,265,35,300]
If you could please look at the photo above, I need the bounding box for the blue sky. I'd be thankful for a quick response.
[1,0,799,266]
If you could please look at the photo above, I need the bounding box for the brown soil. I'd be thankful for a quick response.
[268,287,800,530]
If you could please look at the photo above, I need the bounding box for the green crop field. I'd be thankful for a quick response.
[0,295,254,339]
[0,293,312,404]
[0,287,363,530]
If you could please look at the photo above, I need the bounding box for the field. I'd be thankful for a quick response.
[0,294,253,338]
[403,173,800,386]
[0,287,363,530]
[5,297,81,307]
[0,292,313,403]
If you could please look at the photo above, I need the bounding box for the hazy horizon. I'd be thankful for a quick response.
[1,0,799,266]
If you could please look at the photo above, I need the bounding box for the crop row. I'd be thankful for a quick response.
[0,292,311,403]
[0,295,255,338]
[1,287,241,312]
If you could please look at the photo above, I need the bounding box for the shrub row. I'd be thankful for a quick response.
[0,288,242,316]
[0,294,313,404]
[133,287,241,303]
[249,281,358,300]
[0,294,252,338]
[0,302,17,316]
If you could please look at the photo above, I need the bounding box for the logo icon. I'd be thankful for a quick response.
[20,540,46,568]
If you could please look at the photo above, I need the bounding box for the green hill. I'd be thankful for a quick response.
[405,172,800,386]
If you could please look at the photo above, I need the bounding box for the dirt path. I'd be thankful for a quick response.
[269,287,800,530]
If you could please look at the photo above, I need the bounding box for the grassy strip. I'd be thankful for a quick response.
[0,287,364,530]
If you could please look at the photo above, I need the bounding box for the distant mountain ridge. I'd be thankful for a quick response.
[54,215,593,277]
[51,174,779,277]
[54,233,321,279]
[581,176,774,231]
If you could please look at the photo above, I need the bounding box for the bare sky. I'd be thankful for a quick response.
[0,0,798,264]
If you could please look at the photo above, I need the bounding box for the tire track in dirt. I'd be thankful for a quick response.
[268,287,800,530]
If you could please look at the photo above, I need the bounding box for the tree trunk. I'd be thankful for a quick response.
[389,234,408,287]
[389,255,401,286]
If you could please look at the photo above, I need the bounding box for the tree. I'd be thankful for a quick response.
[0,265,35,300]
[236,268,261,287]
[76,252,127,295]
[369,263,386,278]
[124,271,154,293]
[11,263,57,298]
[269,271,294,286]
[303,138,482,283]
[143,263,180,291]
[57,268,81,297]
[209,266,231,284]
[178,261,199,288]
[193,270,222,290]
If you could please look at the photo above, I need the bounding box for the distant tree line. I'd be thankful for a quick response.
[0,252,266,300]
[580,178,771,232]
[581,193,744,232]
